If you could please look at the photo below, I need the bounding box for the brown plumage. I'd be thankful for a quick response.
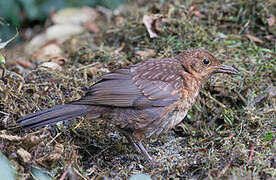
[17,49,239,162]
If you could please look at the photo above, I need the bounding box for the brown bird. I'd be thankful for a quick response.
[17,49,238,162]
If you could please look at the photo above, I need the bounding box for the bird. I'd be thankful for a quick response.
[17,49,239,163]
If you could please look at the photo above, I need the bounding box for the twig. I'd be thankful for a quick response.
[46,132,62,146]
[233,89,247,105]
[0,111,9,115]
[247,145,255,165]
[201,91,227,108]
[76,62,101,71]
[73,167,88,180]
[227,134,235,140]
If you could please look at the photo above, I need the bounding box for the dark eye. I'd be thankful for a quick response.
[203,58,210,65]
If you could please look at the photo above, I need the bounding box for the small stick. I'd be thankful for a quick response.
[247,145,255,165]
[201,91,226,109]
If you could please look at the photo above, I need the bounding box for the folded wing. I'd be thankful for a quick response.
[73,69,180,108]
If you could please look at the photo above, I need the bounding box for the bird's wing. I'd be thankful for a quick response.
[73,65,181,108]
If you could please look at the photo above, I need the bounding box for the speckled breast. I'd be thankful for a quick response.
[162,89,199,133]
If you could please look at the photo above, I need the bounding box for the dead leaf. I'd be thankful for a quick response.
[0,131,22,141]
[17,148,31,163]
[15,59,35,69]
[268,15,275,26]
[143,14,163,38]
[22,134,41,149]
[87,67,99,76]
[192,10,204,18]
[27,24,84,55]
[32,43,63,62]
[39,62,62,71]
[48,56,68,65]
[84,21,100,33]
[46,24,84,43]
[40,43,62,56]
[36,144,64,165]
[87,62,103,76]
[25,33,47,55]
[135,49,156,59]
[47,143,64,162]
[51,7,98,25]
[245,34,264,44]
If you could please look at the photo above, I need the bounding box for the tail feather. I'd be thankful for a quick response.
[17,104,89,129]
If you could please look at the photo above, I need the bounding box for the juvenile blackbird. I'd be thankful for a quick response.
[17,49,239,162]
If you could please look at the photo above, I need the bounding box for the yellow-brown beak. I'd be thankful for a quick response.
[215,64,239,74]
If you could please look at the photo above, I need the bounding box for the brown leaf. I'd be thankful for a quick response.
[268,15,275,26]
[26,24,84,55]
[15,59,35,69]
[46,24,84,43]
[245,34,264,44]
[192,10,204,18]
[22,134,41,149]
[48,56,68,65]
[47,144,64,162]
[17,148,31,163]
[51,7,98,25]
[143,14,163,38]
[135,49,156,59]
[39,62,62,71]
[85,21,100,33]
[0,130,22,141]
[87,67,100,76]
[25,33,47,54]
[32,43,63,62]
[87,62,104,76]
[36,144,64,166]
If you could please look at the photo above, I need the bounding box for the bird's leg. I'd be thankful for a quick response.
[120,129,154,163]
[119,129,141,153]
[137,141,153,163]
[125,134,141,153]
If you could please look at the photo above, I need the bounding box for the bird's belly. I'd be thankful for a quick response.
[166,109,188,130]
[164,95,197,131]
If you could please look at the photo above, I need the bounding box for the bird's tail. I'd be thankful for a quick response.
[17,104,93,129]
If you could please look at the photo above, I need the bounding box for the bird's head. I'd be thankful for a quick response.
[177,49,239,80]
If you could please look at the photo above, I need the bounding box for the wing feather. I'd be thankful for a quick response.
[73,62,182,108]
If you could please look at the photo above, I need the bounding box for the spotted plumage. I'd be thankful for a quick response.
[17,49,239,162]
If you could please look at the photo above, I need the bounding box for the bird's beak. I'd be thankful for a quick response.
[215,64,239,74]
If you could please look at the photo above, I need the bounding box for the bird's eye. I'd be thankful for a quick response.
[203,58,210,65]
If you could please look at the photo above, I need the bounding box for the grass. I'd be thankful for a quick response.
[0,0,275,179]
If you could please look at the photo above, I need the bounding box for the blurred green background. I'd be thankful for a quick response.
[0,0,126,42]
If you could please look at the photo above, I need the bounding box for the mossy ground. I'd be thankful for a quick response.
[0,0,275,179]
